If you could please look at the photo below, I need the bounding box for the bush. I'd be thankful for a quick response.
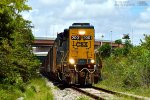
[98,43,111,58]
[101,35,150,90]
[0,77,54,100]
[0,0,40,91]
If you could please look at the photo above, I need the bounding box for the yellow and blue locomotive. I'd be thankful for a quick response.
[42,23,101,85]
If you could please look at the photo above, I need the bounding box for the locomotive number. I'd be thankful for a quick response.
[71,36,80,40]
[73,42,88,47]
[83,36,92,40]
[71,35,92,40]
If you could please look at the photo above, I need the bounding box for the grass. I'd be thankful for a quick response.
[95,80,150,98]
[0,77,53,100]
[23,77,53,100]
[77,96,90,100]
[0,83,24,100]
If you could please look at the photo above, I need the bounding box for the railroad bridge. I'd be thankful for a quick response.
[32,37,123,62]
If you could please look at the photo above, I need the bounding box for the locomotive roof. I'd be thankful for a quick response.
[69,23,94,29]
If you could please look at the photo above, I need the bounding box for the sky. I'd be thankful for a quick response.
[22,0,150,45]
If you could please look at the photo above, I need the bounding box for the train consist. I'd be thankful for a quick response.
[41,23,102,85]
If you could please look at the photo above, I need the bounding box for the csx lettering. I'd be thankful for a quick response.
[76,42,88,47]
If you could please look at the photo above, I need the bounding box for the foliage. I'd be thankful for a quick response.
[0,84,23,100]
[113,39,133,56]
[122,34,130,39]
[97,35,150,96]
[112,48,124,56]
[123,39,133,55]
[0,77,53,100]
[99,38,132,58]
[77,96,90,100]
[141,34,150,50]
[98,43,111,58]
[24,77,53,100]
[115,39,122,45]
[0,0,40,88]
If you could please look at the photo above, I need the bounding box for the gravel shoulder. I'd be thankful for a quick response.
[46,80,91,100]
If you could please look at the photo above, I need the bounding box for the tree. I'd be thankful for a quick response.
[122,34,130,39]
[0,0,40,85]
[113,37,133,56]
[141,34,150,50]
[122,39,133,55]
[115,39,122,47]
[0,0,31,43]
[98,43,111,58]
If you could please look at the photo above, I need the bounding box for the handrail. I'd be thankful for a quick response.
[61,51,69,64]
[74,65,96,73]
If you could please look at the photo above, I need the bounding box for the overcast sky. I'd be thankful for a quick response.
[22,0,150,45]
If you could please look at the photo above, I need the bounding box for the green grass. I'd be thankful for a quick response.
[95,80,150,98]
[0,83,24,100]
[23,77,53,100]
[0,77,53,100]
[77,96,90,100]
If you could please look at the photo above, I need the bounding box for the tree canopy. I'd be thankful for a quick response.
[115,39,122,45]
[0,0,40,86]
[98,43,111,58]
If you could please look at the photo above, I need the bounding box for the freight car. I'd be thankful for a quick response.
[41,23,102,85]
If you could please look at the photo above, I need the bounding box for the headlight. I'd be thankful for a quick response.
[91,59,95,63]
[69,58,75,64]
[79,30,85,35]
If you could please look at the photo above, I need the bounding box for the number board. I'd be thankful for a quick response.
[83,36,92,40]
[71,35,80,40]
[71,35,92,40]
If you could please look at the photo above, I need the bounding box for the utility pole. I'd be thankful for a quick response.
[132,28,133,45]
[101,35,104,46]
[53,25,54,38]
[110,31,112,51]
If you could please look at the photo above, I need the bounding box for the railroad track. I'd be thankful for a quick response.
[71,86,150,100]
[71,86,120,100]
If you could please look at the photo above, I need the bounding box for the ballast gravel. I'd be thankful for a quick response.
[46,80,92,100]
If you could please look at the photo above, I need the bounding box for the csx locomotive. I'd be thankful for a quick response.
[42,23,101,85]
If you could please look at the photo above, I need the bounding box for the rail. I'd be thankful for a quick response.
[71,86,150,100]
[71,86,104,100]
[92,86,150,100]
